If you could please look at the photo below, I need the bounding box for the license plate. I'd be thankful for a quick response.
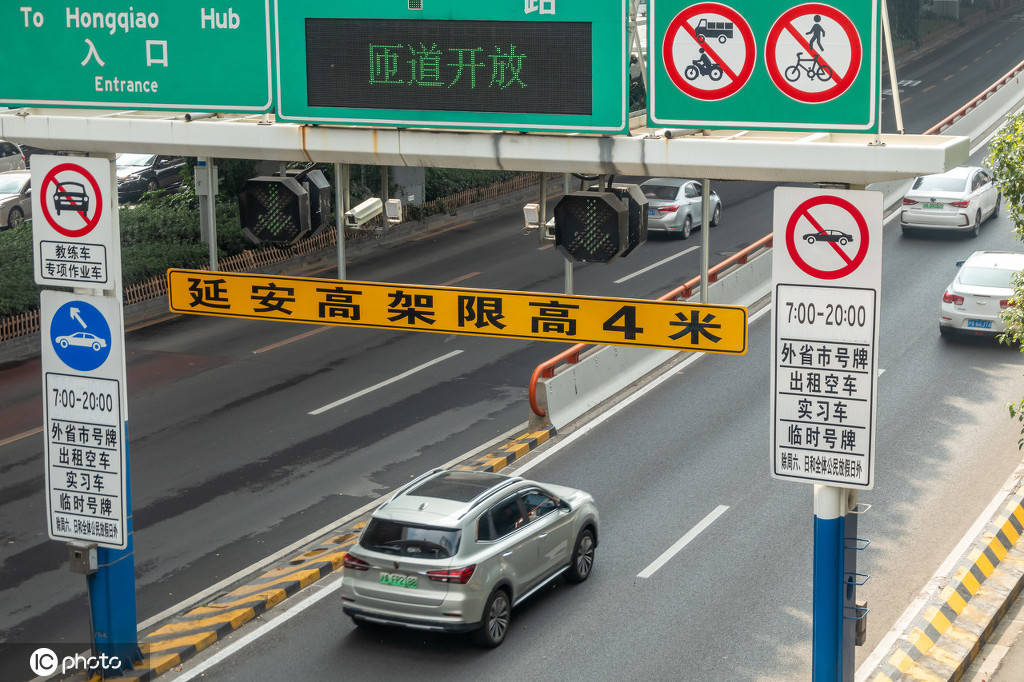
[923,202,943,209]
[967,319,992,329]
[648,208,655,216]
[379,572,418,589]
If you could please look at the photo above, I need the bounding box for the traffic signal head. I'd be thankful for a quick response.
[553,191,629,263]
[588,183,649,258]
[238,176,311,246]
[284,168,332,237]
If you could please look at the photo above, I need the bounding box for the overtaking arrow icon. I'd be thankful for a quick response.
[70,307,87,329]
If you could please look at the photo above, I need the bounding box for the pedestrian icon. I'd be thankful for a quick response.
[662,3,756,101]
[49,300,112,372]
[766,3,862,104]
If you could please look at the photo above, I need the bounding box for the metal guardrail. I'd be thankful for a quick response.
[924,58,1024,135]
[527,234,774,418]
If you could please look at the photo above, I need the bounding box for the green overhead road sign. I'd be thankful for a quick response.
[0,3,273,112]
[649,1,880,132]
[274,0,628,133]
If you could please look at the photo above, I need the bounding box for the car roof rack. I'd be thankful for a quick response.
[377,468,446,509]
[457,477,523,519]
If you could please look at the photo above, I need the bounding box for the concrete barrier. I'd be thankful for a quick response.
[537,247,772,430]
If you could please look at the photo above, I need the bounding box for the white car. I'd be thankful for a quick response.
[55,332,107,351]
[0,139,26,173]
[901,166,1001,237]
[939,251,1024,338]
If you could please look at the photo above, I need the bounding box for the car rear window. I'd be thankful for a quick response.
[959,266,1018,288]
[360,519,460,559]
[912,175,968,193]
[643,185,678,200]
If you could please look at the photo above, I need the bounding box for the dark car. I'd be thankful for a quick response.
[116,153,186,203]
[803,229,854,245]
[53,181,89,214]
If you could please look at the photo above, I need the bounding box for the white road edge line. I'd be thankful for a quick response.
[167,573,347,682]
[309,350,464,415]
[637,505,730,579]
[615,246,700,284]
[855,458,1024,681]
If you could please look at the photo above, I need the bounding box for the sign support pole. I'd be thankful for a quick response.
[701,179,711,303]
[813,484,846,682]
[334,163,348,280]
[563,173,574,294]
[87,158,140,673]
[880,0,904,134]
[196,158,219,271]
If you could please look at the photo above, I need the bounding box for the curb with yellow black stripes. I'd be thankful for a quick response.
[868,491,1024,682]
[88,427,555,681]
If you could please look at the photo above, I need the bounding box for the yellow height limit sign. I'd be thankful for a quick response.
[167,269,748,354]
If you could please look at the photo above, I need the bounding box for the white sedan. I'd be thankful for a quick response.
[940,250,1024,338]
[900,166,1001,238]
[55,332,107,351]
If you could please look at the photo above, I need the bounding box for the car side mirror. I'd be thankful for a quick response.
[956,260,965,268]
[558,499,571,511]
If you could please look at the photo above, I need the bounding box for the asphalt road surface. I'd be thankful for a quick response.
[2,14,1023,682]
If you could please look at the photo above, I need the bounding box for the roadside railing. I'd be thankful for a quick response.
[527,234,774,418]
[924,58,1024,135]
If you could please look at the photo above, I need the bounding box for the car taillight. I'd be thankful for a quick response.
[343,553,369,571]
[657,204,679,213]
[950,200,970,208]
[1001,299,1015,308]
[427,565,476,584]
[902,198,918,205]
[942,290,964,305]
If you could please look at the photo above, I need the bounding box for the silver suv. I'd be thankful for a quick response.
[340,469,599,647]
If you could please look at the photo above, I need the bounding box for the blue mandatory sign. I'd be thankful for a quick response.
[50,300,112,372]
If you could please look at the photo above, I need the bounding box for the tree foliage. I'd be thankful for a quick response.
[987,111,1024,446]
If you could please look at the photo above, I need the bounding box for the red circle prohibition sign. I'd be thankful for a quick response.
[786,195,869,280]
[662,3,756,101]
[766,3,862,104]
[39,163,103,238]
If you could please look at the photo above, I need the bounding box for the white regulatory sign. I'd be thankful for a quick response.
[41,290,127,548]
[771,187,882,489]
[32,155,118,291]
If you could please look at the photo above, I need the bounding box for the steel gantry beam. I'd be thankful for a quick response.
[0,108,968,185]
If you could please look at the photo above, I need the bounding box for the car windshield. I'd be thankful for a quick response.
[959,266,1019,288]
[361,519,460,559]
[0,176,25,194]
[117,153,155,167]
[912,175,968,193]
[642,184,679,200]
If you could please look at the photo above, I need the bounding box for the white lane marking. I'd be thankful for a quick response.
[615,246,700,284]
[309,350,464,415]
[855,457,1024,680]
[512,303,773,477]
[168,572,347,682]
[878,369,886,377]
[637,505,730,579]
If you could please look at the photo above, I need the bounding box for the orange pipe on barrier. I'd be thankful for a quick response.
[528,233,774,417]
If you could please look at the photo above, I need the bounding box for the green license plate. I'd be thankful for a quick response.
[379,572,418,589]
[923,202,943,209]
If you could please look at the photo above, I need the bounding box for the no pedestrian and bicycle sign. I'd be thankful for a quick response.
[770,187,882,489]
[167,269,749,354]
[0,3,273,112]
[649,0,879,131]
[41,291,128,549]
[32,155,119,290]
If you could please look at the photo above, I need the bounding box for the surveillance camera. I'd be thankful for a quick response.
[344,197,384,228]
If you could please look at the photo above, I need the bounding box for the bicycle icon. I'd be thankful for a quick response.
[784,51,833,83]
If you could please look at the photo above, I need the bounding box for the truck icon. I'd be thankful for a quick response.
[696,18,734,44]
